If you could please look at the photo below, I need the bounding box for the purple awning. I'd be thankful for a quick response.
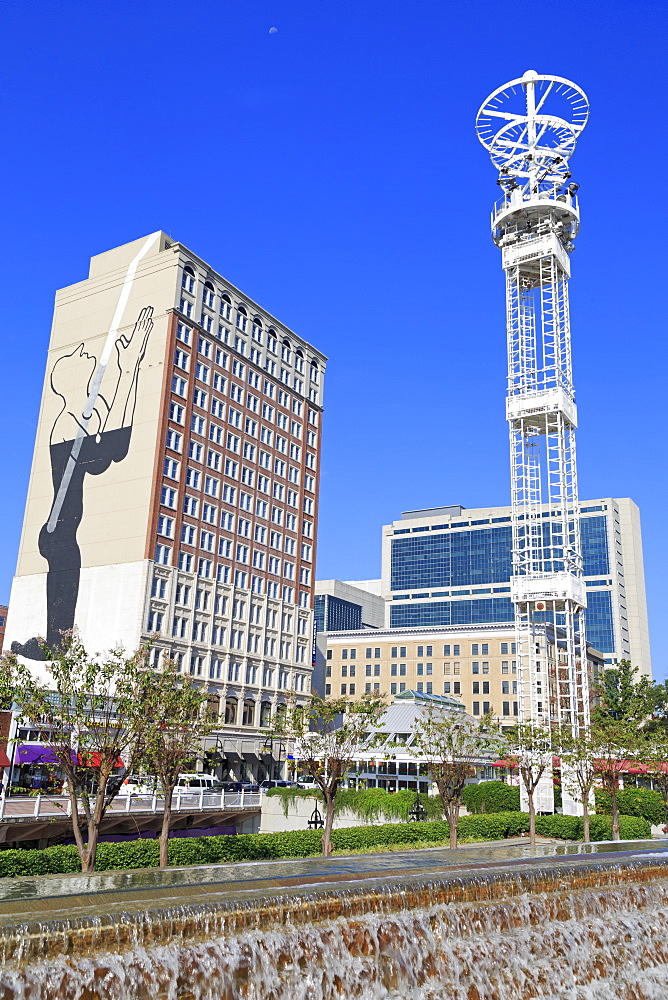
[17,744,75,765]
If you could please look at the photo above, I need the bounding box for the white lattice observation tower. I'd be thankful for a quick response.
[476,71,590,814]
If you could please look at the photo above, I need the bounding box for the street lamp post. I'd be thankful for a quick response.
[307,803,324,830]
[408,792,426,823]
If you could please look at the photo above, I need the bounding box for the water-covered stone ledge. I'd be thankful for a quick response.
[1,851,668,999]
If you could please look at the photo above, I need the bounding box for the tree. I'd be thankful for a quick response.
[0,635,148,872]
[590,721,645,841]
[594,660,657,724]
[275,693,386,857]
[638,736,668,832]
[559,729,598,844]
[411,707,505,848]
[134,662,215,867]
[503,722,555,845]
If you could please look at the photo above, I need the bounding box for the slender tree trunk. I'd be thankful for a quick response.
[446,800,459,849]
[322,791,335,857]
[160,785,174,868]
[67,783,88,869]
[582,800,590,844]
[610,785,620,841]
[528,789,536,845]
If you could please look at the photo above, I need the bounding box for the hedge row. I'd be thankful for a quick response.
[0,812,652,878]
[462,781,521,814]
[594,787,665,826]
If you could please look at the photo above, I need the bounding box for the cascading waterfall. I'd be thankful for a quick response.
[2,861,668,999]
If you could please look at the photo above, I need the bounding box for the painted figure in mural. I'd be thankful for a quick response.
[12,306,154,660]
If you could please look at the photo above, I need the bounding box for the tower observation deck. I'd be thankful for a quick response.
[476,71,590,801]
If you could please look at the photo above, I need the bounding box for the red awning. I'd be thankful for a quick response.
[0,750,10,768]
[77,752,124,768]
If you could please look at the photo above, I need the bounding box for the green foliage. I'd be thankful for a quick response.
[0,811,653,878]
[462,781,520,814]
[594,659,658,724]
[535,813,651,841]
[335,788,444,822]
[594,787,665,825]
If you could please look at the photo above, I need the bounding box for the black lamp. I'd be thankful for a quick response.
[307,804,325,829]
[408,793,426,823]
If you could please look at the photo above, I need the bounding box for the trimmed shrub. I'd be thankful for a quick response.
[462,781,520,814]
[594,788,665,826]
[536,812,651,841]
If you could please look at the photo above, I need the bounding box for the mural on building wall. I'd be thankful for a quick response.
[12,306,154,660]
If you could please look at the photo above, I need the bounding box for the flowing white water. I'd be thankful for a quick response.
[2,864,668,998]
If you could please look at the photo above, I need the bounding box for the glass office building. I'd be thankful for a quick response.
[314,594,363,633]
[382,499,651,675]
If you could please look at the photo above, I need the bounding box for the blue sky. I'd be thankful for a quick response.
[0,1,666,676]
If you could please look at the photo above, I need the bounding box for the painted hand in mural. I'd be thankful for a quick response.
[98,305,154,434]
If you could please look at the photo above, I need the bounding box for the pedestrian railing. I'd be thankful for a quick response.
[0,790,262,821]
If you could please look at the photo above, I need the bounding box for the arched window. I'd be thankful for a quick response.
[224,698,237,725]
[267,328,278,354]
[275,702,287,724]
[207,694,220,718]
[281,339,292,364]
[203,281,215,309]
[252,317,263,344]
[182,265,195,293]
[294,349,304,374]
[236,305,248,332]
[220,292,232,321]
[310,362,319,384]
[259,701,272,727]
[242,700,255,726]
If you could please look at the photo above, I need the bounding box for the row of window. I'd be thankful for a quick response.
[176,329,317,423]
[180,270,321,371]
[165,428,317,495]
[163,461,315,524]
[148,613,308,654]
[327,642,517,660]
[324,681,520,718]
[150,580,310,627]
[153,550,310,603]
[176,302,320,399]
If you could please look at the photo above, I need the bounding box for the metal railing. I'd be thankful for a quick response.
[0,790,262,821]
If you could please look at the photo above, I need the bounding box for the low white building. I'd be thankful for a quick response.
[342,690,495,794]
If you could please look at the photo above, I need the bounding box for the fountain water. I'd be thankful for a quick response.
[1,844,668,998]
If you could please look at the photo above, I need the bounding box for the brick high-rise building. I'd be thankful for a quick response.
[5,232,326,781]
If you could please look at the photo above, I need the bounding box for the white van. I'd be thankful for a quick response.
[175,773,222,791]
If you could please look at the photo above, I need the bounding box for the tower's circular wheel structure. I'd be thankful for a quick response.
[476,70,589,183]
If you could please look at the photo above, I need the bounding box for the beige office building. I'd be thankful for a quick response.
[322,625,605,728]
[6,232,326,780]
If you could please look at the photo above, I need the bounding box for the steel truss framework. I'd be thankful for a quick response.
[477,71,591,814]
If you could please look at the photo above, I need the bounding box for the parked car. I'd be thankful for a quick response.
[260,779,299,791]
[117,775,157,796]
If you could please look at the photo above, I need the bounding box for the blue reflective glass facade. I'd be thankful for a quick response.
[583,590,615,653]
[314,594,362,633]
[389,514,616,653]
[390,597,515,628]
[580,516,610,577]
[391,527,512,592]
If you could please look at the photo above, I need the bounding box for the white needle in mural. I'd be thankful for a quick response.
[45,231,160,534]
